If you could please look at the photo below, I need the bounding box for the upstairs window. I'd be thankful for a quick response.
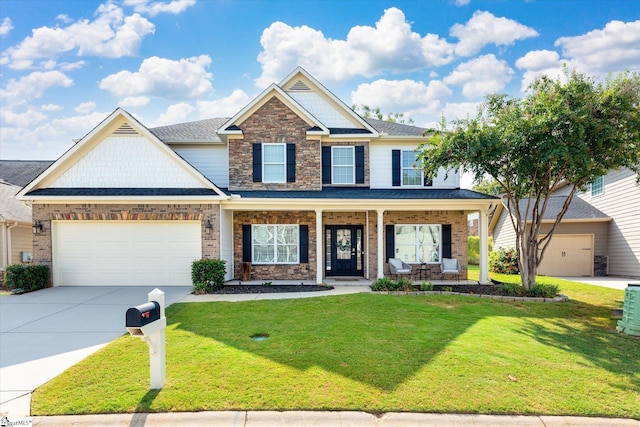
[263,143,286,183]
[393,150,432,187]
[332,146,355,184]
[591,176,604,196]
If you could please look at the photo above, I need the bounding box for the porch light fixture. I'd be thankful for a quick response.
[32,220,43,235]
[205,219,213,235]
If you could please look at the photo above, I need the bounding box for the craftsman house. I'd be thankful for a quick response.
[17,67,496,287]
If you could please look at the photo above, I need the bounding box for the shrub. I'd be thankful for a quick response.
[192,282,210,295]
[191,259,226,291]
[498,282,525,296]
[420,281,434,291]
[467,236,493,265]
[525,284,560,298]
[370,277,395,291]
[396,277,414,291]
[489,247,520,274]
[5,264,49,292]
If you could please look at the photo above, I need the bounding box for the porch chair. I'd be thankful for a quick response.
[440,257,460,282]
[388,258,412,280]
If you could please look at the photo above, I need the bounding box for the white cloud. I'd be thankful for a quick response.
[0,17,13,36]
[99,55,213,100]
[444,54,514,98]
[0,70,73,107]
[41,104,64,112]
[197,89,252,118]
[555,20,640,75]
[119,96,150,108]
[124,0,196,16]
[442,102,482,122]
[0,108,48,128]
[1,3,154,69]
[152,102,195,126]
[351,79,451,111]
[75,101,96,114]
[515,50,567,91]
[450,10,539,56]
[455,0,471,5]
[256,7,455,87]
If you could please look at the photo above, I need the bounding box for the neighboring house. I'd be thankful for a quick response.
[17,67,497,287]
[490,168,640,278]
[0,161,53,272]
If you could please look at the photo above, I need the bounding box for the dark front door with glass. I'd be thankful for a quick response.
[325,226,364,276]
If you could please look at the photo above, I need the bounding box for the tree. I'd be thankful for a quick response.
[352,104,415,125]
[418,69,640,288]
[472,178,503,196]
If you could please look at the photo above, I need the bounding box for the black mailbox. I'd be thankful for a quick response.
[126,301,161,328]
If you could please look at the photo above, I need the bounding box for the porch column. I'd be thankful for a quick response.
[479,208,490,284]
[315,208,323,284]
[377,209,384,279]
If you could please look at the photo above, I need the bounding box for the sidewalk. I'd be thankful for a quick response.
[31,410,640,426]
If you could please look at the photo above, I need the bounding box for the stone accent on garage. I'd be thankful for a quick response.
[31,203,221,268]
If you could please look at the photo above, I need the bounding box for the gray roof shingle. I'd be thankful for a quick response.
[224,187,497,200]
[0,181,32,222]
[364,118,428,137]
[150,118,229,143]
[24,188,221,197]
[512,196,609,220]
[0,160,54,187]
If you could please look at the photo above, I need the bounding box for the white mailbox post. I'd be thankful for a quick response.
[125,288,166,389]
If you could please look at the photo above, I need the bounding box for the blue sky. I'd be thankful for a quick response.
[1,0,639,161]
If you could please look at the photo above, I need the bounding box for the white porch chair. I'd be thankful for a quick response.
[388,258,412,279]
[440,257,460,282]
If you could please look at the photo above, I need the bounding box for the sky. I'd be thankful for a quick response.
[1,0,639,162]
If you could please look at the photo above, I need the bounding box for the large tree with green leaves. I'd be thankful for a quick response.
[419,69,640,288]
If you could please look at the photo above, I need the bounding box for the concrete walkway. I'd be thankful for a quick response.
[563,276,639,290]
[31,411,640,426]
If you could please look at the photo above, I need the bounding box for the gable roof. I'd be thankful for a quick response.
[17,108,227,200]
[0,181,32,223]
[150,118,228,143]
[0,160,54,187]
[364,118,427,137]
[489,195,611,232]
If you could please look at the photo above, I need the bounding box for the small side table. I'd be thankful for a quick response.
[415,264,431,281]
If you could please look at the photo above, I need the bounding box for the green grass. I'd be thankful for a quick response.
[32,274,639,418]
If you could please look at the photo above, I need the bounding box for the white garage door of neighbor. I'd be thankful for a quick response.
[538,234,594,277]
[53,221,201,286]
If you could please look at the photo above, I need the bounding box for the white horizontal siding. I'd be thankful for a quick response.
[369,143,459,189]
[172,144,229,188]
[576,168,639,277]
[492,210,517,250]
[52,136,205,188]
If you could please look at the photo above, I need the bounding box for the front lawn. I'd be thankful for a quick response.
[32,276,639,418]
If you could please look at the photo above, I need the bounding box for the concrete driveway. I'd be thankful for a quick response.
[0,286,192,416]
[562,276,639,290]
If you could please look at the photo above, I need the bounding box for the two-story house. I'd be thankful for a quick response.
[17,68,496,287]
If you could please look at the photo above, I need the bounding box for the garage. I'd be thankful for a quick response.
[52,221,201,286]
[538,234,594,277]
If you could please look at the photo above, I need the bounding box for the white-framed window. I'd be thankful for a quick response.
[263,143,286,183]
[332,146,355,184]
[252,224,299,264]
[591,175,604,196]
[395,224,441,263]
[401,150,427,186]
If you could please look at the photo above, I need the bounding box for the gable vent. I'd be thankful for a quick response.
[289,80,311,91]
[113,123,139,135]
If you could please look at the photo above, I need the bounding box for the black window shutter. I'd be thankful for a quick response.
[252,144,262,183]
[392,150,401,186]
[442,224,452,259]
[286,143,296,182]
[385,224,395,262]
[242,225,252,262]
[322,146,331,184]
[299,225,309,263]
[424,175,433,187]
[355,145,365,184]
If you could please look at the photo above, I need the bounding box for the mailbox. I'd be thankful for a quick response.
[126,301,161,327]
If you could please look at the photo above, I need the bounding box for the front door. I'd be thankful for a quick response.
[325,226,364,276]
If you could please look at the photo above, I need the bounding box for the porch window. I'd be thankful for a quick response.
[394,224,441,263]
[332,146,355,184]
[263,143,286,183]
[252,224,299,264]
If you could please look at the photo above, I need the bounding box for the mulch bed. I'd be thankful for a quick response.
[209,285,334,294]
[429,284,507,295]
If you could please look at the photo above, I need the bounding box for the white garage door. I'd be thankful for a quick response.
[53,221,201,286]
[538,234,594,277]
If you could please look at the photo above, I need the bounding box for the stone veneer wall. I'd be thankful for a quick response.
[228,97,322,191]
[32,203,220,268]
[384,210,469,279]
[233,211,317,281]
